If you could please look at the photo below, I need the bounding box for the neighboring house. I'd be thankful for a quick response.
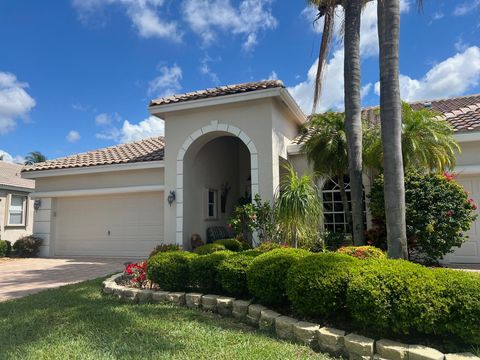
[0,161,35,243]
[21,81,480,263]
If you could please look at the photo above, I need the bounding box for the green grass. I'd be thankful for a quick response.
[0,278,332,360]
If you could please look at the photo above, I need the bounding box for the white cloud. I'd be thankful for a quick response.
[182,0,277,50]
[0,149,25,164]
[431,11,444,21]
[66,130,81,143]
[199,55,220,84]
[454,0,480,16]
[374,46,480,102]
[0,72,36,134]
[95,112,121,125]
[72,0,182,41]
[96,115,165,143]
[267,71,278,80]
[290,0,410,113]
[148,64,182,98]
[454,37,469,52]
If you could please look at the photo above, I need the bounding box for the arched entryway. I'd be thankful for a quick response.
[175,121,258,247]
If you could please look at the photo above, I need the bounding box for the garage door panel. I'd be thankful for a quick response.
[54,192,164,257]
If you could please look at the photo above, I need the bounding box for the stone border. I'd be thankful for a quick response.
[102,274,478,360]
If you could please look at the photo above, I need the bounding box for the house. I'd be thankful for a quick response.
[21,80,480,263]
[0,161,35,243]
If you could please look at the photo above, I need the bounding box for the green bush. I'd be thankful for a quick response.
[213,238,249,252]
[432,268,480,345]
[369,172,478,263]
[217,250,262,297]
[13,236,42,257]
[147,251,197,291]
[194,243,227,255]
[189,250,233,293]
[287,253,360,318]
[256,241,284,252]
[336,246,386,260]
[346,259,448,337]
[149,244,181,257]
[0,240,9,257]
[247,248,310,307]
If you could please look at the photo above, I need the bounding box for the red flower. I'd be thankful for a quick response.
[447,210,453,217]
[443,172,456,181]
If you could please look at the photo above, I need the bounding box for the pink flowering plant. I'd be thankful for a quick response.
[123,261,148,288]
[369,171,478,264]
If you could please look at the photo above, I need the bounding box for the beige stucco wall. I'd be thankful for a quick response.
[454,140,480,167]
[158,97,301,246]
[34,168,164,192]
[0,189,34,243]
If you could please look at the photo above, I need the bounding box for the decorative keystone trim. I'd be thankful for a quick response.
[102,274,480,360]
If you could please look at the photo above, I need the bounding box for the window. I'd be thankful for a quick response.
[205,188,218,220]
[322,176,366,233]
[7,195,26,226]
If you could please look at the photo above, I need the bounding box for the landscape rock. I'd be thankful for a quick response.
[409,345,444,360]
[202,295,220,312]
[317,327,346,355]
[344,333,375,359]
[293,321,319,346]
[137,289,153,303]
[259,309,281,332]
[376,339,409,360]
[186,293,203,309]
[216,297,235,316]
[151,291,169,303]
[232,300,251,320]
[246,304,267,325]
[166,292,186,305]
[275,316,299,341]
[445,353,480,360]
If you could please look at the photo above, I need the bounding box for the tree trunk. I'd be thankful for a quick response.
[377,0,408,259]
[344,0,365,245]
[338,173,353,233]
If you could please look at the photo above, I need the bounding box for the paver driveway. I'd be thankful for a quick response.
[0,257,130,301]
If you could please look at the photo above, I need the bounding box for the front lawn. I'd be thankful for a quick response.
[0,278,331,360]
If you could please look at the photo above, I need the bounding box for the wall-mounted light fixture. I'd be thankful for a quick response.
[168,190,176,206]
[34,199,42,210]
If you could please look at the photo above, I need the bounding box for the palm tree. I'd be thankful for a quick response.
[364,102,460,172]
[309,0,366,245]
[275,163,322,248]
[24,151,46,165]
[301,112,352,232]
[376,0,407,259]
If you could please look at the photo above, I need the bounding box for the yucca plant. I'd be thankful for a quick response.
[275,163,322,248]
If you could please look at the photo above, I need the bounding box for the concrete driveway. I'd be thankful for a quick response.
[0,257,130,302]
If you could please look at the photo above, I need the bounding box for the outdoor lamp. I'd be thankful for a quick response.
[168,190,176,206]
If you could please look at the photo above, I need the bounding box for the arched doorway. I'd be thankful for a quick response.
[175,122,258,248]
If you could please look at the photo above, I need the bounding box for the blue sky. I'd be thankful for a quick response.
[0,0,479,163]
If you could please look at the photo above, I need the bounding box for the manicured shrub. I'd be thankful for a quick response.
[13,236,42,257]
[213,238,248,252]
[194,243,227,255]
[346,259,448,337]
[369,172,478,263]
[286,253,360,319]
[256,241,284,252]
[147,251,197,291]
[189,250,233,293]
[432,268,480,345]
[149,244,181,257]
[0,240,10,257]
[217,250,262,297]
[247,248,310,307]
[337,246,386,259]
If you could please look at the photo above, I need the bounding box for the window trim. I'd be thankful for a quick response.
[6,193,27,227]
[204,188,218,220]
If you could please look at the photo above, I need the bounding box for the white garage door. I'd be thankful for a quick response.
[53,192,164,257]
[447,176,480,264]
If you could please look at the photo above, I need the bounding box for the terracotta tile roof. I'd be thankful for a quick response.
[149,80,284,107]
[294,93,480,144]
[22,137,165,173]
[0,162,35,189]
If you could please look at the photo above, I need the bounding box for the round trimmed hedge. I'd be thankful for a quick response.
[189,250,233,293]
[147,251,197,291]
[336,246,386,260]
[217,250,262,297]
[194,243,227,255]
[213,239,249,252]
[247,248,309,307]
[286,252,360,319]
[346,259,447,337]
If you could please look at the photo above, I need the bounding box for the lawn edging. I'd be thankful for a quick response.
[102,273,478,360]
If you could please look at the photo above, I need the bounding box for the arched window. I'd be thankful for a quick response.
[322,176,366,233]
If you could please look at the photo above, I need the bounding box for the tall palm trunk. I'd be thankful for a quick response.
[337,173,352,232]
[344,0,365,245]
[377,0,408,259]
